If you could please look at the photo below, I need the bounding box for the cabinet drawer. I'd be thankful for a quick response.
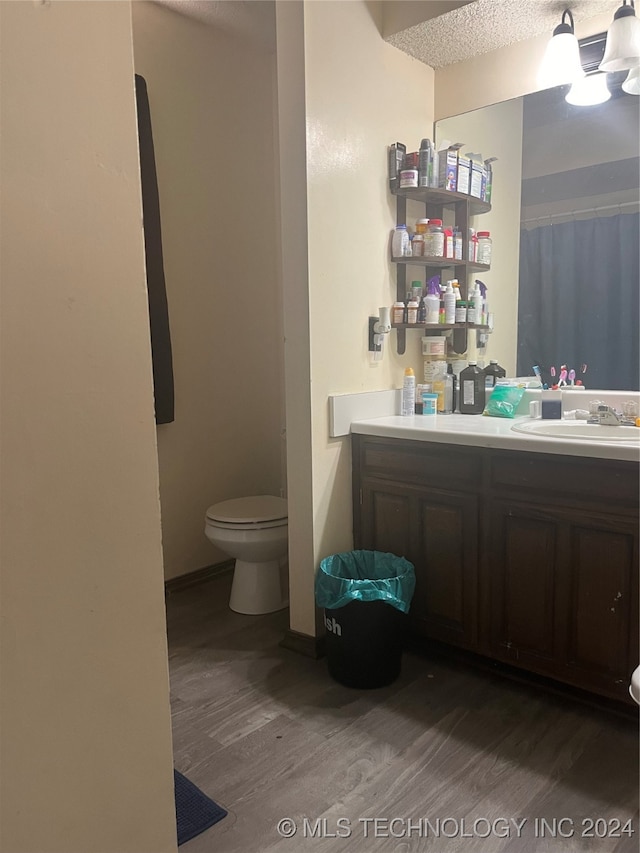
[489,450,639,509]
[357,436,482,490]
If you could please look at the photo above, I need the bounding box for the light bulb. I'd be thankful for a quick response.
[565,73,612,105]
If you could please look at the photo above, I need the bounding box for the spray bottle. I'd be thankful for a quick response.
[425,275,441,324]
[476,279,488,324]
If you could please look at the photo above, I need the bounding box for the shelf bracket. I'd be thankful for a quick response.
[395,327,406,355]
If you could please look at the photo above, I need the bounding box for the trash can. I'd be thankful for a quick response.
[315,550,415,689]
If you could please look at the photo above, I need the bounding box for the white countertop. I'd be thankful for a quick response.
[350,413,640,463]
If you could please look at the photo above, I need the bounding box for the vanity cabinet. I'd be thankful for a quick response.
[352,434,639,705]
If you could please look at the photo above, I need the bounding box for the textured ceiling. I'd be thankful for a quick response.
[155,0,275,50]
[154,0,621,67]
[385,0,620,68]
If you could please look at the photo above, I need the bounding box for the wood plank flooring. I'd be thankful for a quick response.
[166,572,639,853]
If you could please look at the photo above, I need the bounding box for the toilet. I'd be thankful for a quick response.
[204,495,288,615]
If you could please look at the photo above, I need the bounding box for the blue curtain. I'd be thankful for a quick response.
[517,213,639,391]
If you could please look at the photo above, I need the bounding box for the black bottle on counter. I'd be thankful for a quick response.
[459,361,485,414]
[483,359,506,390]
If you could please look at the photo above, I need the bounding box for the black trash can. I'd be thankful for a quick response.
[315,550,415,689]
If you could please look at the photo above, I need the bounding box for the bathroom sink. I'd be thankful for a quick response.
[511,419,640,442]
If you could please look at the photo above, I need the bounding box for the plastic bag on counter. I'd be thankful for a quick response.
[483,384,526,419]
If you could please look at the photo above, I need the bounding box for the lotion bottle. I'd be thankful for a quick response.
[444,281,456,325]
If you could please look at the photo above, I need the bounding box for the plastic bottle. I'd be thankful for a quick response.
[432,369,454,413]
[467,282,482,325]
[426,219,445,257]
[415,218,430,234]
[417,295,427,323]
[407,298,419,324]
[411,232,425,257]
[392,225,410,258]
[424,275,441,324]
[444,282,456,325]
[483,359,506,390]
[401,367,416,416]
[455,300,467,324]
[477,231,492,265]
[459,362,485,414]
[468,227,478,262]
[453,228,463,260]
[392,301,405,325]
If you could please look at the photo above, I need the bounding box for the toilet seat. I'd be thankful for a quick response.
[205,495,287,530]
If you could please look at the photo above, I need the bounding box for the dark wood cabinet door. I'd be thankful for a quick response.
[488,500,564,671]
[412,489,478,649]
[359,481,413,562]
[562,514,638,701]
[488,499,639,702]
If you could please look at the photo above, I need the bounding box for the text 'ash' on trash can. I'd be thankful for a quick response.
[314,549,416,689]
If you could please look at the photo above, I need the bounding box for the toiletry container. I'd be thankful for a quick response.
[477,231,492,265]
[444,282,456,325]
[425,291,440,324]
[483,359,506,389]
[407,298,419,324]
[401,367,415,416]
[426,219,444,257]
[459,361,485,414]
[392,301,405,325]
[392,225,410,258]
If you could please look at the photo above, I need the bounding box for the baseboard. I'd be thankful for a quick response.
[165,560,234,595]
[280,629,326,659]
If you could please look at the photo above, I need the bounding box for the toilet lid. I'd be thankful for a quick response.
[206,495,287,524]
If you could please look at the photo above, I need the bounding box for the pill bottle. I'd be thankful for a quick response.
[477,231,492,265]
[455,300,467,323]
[411,232,425,257]
[392,301,405,325]
[426,219,444,257]
[392,225,410,258]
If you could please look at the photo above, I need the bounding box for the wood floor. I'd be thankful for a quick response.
[167,572,639,853]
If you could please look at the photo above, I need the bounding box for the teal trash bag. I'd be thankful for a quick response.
[315,549,416,614]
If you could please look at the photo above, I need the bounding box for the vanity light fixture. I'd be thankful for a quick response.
[538,9,585,89]
[565,72,612,105]
[599,0,640,72]
[622,65,640,93]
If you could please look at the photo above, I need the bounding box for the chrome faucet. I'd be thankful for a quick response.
[587,404,635,426]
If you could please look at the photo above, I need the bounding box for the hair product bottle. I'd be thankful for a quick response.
[401,367,416,416]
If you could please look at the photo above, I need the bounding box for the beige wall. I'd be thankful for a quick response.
[0,2,176,852]
[437,98,524,375]
[132,2,284,580]
[277,0,435,636]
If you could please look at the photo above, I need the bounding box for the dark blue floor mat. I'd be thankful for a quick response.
[174,769,228,846]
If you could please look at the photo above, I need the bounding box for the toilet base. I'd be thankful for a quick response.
[229,558,288,615]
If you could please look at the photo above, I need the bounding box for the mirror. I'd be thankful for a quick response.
[436,81,639,391]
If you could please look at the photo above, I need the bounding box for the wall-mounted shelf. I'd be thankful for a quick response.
[391,257,490,272]
[393,186,491,215]
[391,186,492,355]
[392,322,493,354]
